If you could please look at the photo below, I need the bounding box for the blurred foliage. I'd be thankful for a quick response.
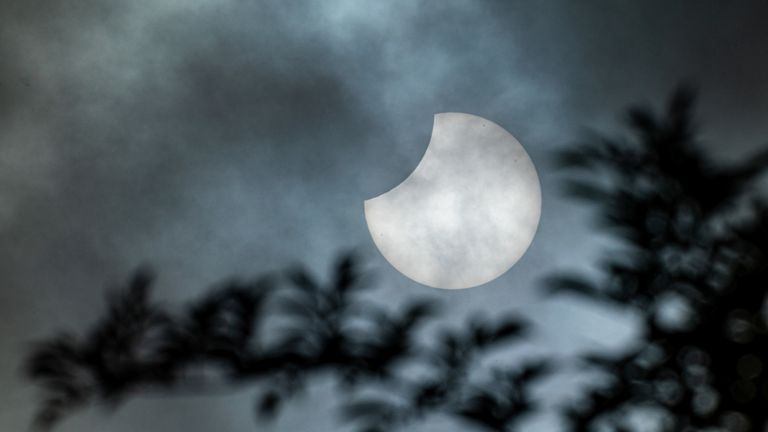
[25,253,546,431]
[343,313,547,432]
[550,86,768,431]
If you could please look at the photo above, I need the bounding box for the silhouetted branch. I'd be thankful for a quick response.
[552,85,768,431]
[24,252,544,432]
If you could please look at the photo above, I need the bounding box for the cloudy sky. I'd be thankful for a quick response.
[2,1,768,431]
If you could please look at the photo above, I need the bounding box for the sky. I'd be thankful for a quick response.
[1,1,768,431]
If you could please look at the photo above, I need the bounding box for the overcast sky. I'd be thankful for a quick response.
[2,1,768,431]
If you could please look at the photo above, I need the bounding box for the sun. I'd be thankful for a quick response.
[363,113,541,289]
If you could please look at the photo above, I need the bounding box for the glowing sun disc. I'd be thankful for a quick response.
[364,113,541,289]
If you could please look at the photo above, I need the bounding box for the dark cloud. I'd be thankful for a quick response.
[1,1,768,431]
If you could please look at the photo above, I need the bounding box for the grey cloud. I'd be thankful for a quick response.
[2,1,768,431]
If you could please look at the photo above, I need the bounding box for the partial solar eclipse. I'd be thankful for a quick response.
[364,113,541,289]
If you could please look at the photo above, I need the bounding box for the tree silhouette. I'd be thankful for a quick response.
[343,312,548,432]
[550,86,768,431]
[25,253,548,431]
